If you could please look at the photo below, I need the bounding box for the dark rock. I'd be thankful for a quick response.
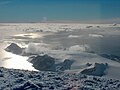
[97,26,100,28]
[0,74,4,77]
[13,81,40,90]
[86,26,93,28]
[86,63,92,66]
[36,83,43,88]
[29,55,74,72]
[117,83,120,88]
[55,59,74,71]
[93,77,101,82]
[27,74,34,78]
[18,73,24,77]
[5,43,23,55]
[112,23,117,26]
[31,54,55,71]
[0,69,3,73]
[49,86,54,89]
[84,80,98,84]
[54,77,63,81]
[81,63,108,76]
[14,78,25,83]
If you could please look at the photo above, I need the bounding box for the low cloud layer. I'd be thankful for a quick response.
[69,45,90,52]
[25,43,49,54]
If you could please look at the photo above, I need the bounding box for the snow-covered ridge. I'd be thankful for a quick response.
[0,67,120,90]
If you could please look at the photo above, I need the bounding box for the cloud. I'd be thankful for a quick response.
[68,35,82,38]
[25,43,49,54]
[89,34,103,38]
[69,45,90,52]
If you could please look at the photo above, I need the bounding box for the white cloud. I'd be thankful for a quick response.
[69,45,90,52]
[89,34,103,38]
[68,35,81,38]
[25,43,49,54]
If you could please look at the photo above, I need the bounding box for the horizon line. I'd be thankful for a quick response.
[0,18,120,24]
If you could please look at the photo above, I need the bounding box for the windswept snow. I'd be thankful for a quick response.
[0,67,120,90]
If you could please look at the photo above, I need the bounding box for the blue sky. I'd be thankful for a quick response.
[0,0,120,23]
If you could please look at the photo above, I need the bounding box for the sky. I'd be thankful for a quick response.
[0,0,120,23]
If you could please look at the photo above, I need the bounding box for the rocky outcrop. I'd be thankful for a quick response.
[4,43,36,56]
[29,55,74,72]
[30,54,55,71]
[81,63,108,76]
[55,59,74,72]
[5,43,23,55]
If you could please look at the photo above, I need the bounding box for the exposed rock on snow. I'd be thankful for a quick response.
[86,63,92,66]
[55,59,74,72]
[86,26,93,28]
[112,23,117,26]
[96,26,100,28]
[4,43,45,56]
[30,54,55,71]
[81,63,108,76]
[0,67,120,90]
[5,43,23,55]
[29,55,74,72]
